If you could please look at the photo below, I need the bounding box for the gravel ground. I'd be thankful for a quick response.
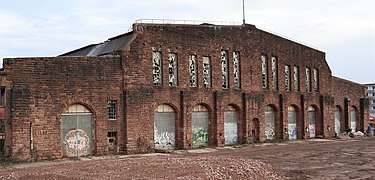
[1,137,375,179]
[0,154,283,179]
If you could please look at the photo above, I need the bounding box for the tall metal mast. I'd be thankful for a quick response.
[242,0,246,24]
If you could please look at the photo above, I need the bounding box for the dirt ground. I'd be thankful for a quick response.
[1,138,375,179]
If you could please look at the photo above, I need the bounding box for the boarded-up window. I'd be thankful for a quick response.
[285,65,291,91]
[271,57,278,91]
[313,68,319,91]
[203,57,211,88]
[334,106,341,135]
[265,106,275,140]
[61,104,93,157]
[350,107,357,132]
[261,55,268,90]
[192,105,209,147]
[293,66,300,92]
[288,106,297,140]
[154,104,176,150]
[306,67,311,92]
[189,55,197,87]
[224,105,238,145]
[308,106,316,138]
[152,52,162,86]
[221,51,229,89]
[233,52,241,89]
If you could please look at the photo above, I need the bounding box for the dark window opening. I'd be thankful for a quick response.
[0,87,5,106]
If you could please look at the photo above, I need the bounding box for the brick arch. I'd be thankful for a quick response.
[154,103,179,113]
[227,103,241,112]
[192,103,212,112]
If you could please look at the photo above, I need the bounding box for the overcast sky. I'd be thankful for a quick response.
[0,0,374,83]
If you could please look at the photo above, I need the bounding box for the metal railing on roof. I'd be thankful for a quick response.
[133,18,242,26]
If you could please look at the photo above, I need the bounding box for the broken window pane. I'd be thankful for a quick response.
[168,53,178,87]
[108,100,117,120]
[152,52,162,86]
[271,57,278,91]
[189,55,197,87]
[221,51,229,89]
[293,66,299,92]
[261,55,268,90]
[306,67,311,92]
[203,57,211,88]
[285,65,290,91]
[233,52,241,89]
[313,68,319,91]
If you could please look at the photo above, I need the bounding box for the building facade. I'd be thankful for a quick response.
[0,21,368,161]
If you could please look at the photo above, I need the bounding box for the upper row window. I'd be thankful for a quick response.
[153,51,240,89]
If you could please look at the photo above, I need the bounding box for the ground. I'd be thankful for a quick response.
[1,138,375,179]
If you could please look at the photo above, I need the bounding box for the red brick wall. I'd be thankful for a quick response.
[4,56,123,160]
[122,23,341,153]
[331,76,368,132]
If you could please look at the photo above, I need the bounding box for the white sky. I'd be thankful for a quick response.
[0,0,374,83]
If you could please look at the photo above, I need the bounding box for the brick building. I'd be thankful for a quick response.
[0,20,368,161]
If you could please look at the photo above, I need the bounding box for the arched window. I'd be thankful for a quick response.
[288,106,297,140]
[307,106,316,138]
[154,104,176,150]
[192,104,209,147]
[265,106,276,140]
[61,104,92,157]
[350,106,357,132]
[224,105,238,145]
[334,106,342,135]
